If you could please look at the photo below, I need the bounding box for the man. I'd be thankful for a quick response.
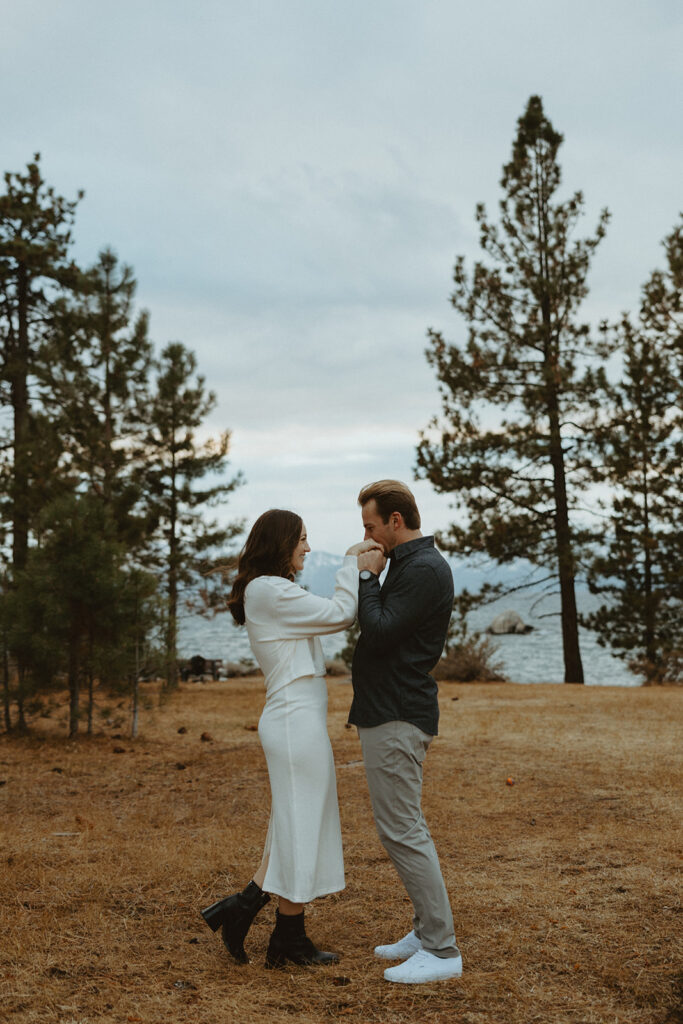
[351,479,462,984]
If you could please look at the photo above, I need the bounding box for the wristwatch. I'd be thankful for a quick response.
[359,569,376,582]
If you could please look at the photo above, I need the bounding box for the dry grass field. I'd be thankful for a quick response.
[1,677,681,1024]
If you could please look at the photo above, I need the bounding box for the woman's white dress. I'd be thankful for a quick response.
[244,556,358,903]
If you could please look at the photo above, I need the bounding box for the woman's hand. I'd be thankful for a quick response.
[345,539,384,556]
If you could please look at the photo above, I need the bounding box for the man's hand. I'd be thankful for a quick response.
[357,549,386,575]
[346,539,384,556]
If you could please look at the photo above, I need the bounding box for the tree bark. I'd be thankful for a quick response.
[68,632,80,738]
[2,641,12,732]
[166,449,179,690]
[12,263,30,573]
[546,382,585,683]
[87,673,94,736]
[641,462,657,675]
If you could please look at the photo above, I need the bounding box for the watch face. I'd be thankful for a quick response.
[360,570,373,581]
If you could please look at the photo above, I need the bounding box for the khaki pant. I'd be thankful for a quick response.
[358,720,459,959]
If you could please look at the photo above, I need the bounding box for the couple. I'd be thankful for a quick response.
[201,480,462,985]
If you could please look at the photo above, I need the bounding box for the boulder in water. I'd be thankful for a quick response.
[487,609,533,635]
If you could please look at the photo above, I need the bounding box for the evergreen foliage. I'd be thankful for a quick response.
[0,159,242,731]
[40,247,153,542]
[141,342,243,688]
[9,494,130,736]
[584,220,683,683]
[0,154,83,571]
[416,96,610,683]
[0,155,84,724]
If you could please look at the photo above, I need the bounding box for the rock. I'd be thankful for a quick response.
[487,610,533,635]
[177,726,187,734]
[224,660,259,677]
[200,732,213,742]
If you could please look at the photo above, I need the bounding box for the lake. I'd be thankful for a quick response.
[177,588,639,687]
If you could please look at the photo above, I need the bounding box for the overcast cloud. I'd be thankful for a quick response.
[3,0,681,550]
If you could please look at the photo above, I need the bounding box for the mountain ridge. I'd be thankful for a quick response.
[299,549,546,598]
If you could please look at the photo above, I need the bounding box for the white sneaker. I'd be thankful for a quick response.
[374,929,423,960]
[383,948,463,984]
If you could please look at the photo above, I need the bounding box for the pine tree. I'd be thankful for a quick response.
[0,155,83,725]
[12,494,130,736]
[584,220,683,682]
[0,154,83,571]
[40,247,152,539]
[416,96,610,683]
[0,563,12,732]
[141,342,243,688]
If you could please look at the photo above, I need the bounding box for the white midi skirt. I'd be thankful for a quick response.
[258,674,345,903]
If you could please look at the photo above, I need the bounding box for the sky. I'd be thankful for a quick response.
[3,0,681,553]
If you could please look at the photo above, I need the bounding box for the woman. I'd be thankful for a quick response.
[201,509,378,968]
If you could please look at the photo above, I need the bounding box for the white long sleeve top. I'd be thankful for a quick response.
[244,556,359,696]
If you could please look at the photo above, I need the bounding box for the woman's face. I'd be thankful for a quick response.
[290,523,311,574]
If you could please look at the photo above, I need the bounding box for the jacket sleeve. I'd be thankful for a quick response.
[358,564,439,651]
[272,557,359,638]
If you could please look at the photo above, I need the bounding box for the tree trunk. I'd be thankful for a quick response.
[87,673,94,736]
[16,666,28,732]
[540,258,584,683]
[9,265,32,719]
[546,392,585,683]
[641,462,657,678]
[11,263,30,573]
[131,670,140,739]
[103,269,114,504]
[2,641,12,732]
[165,448,179,690]
[68,633,80,738]
[166,548,178,689]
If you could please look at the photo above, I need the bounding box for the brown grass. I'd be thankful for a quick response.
[1,678,682,1024]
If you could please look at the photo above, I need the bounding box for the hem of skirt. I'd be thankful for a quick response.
[263,882,345,903]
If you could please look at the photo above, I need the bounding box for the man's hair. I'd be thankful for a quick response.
[357,479,421,530]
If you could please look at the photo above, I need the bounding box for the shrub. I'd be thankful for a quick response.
[433,634,507,682]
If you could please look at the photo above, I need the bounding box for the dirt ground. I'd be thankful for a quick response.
[1,678,681,1024]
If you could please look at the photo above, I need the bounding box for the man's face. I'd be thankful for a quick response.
[361,499,397,554]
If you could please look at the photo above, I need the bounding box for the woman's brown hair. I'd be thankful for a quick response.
[227,509,303,625]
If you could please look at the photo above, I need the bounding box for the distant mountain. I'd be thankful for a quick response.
[299,551,345,596]
[299,549,548,598]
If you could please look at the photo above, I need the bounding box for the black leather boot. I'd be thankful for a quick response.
[201,881,271,964]
[265,909,339,968]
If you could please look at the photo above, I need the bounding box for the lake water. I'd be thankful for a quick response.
[177,589,639,687]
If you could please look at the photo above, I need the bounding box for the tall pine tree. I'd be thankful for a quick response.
[0,154,83,572]
[8,493,130,736]
[141,342,243,688]
[584,219,683,682]
[0,155,83,725]
[40,247,153,541]
[416,96,609,683]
